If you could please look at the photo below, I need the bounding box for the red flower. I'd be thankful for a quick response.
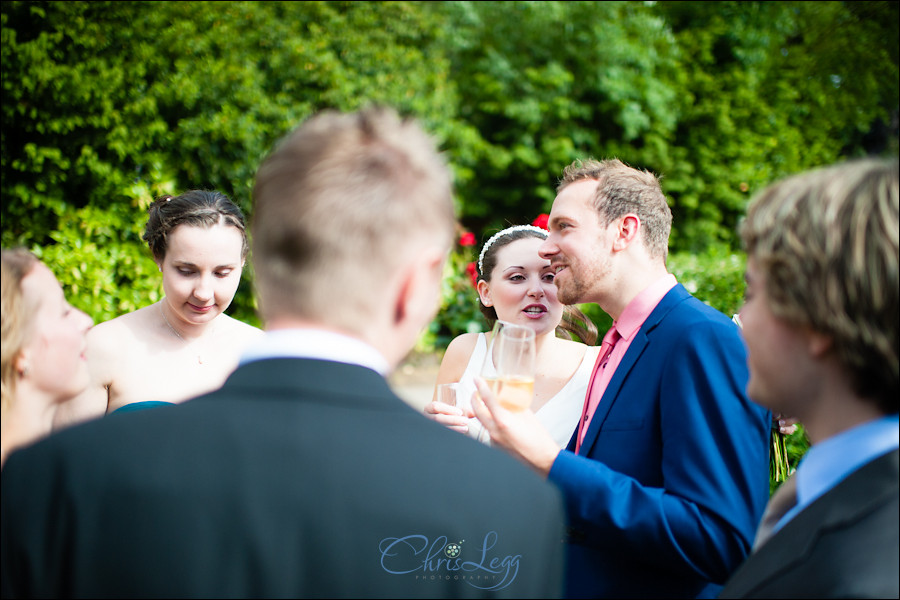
[532,213,550,231]
[465,262,478,286]
[459,231,476,247]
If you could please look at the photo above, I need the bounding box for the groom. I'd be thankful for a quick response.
[473,158,772,598]
[0,108,566,598]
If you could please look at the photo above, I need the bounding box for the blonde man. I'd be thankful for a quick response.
[721,157,899,598]
[0,107,566,598]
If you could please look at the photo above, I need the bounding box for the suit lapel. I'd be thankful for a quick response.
[725,449,899,594]
[577,285,689,456]
[577,331,649,456]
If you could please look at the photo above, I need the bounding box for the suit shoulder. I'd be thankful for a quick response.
[653,295,742,347]
[668,291,733,324]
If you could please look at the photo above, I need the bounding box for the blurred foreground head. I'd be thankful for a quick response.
[741,157,899,414]
[251,107,455,364]
[1,248,93,466]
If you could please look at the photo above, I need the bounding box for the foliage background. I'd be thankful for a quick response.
[4,0,896,481]
[3,0,896,332]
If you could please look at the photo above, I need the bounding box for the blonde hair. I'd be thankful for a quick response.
[558,158,672,261]
[1,248,40,419]
[251,106,455,329]
[741,157,899,413]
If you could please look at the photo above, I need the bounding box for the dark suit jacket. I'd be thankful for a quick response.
[1,358,566,599]
[719,449,900,599]
[548,284,772,598]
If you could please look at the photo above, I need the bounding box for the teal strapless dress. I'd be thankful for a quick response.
[111,401,174,414]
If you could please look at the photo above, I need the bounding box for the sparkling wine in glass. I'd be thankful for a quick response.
[480,320,536,412]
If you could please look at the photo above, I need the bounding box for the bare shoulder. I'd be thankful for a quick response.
[564,337,600,358]
[444,332,480,363]
[555,336,590,353]
[86,307,152,358]
[435,332,481,385]
[53,308,151,429]
[554,336,598,367]
[217,314,264,344]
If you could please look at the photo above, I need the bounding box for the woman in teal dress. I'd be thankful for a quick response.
[53,190,263,427]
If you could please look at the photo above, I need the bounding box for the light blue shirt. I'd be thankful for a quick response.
[238,328,390,376]
[775,414,900,533]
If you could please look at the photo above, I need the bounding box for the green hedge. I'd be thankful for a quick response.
[4,1,896,330]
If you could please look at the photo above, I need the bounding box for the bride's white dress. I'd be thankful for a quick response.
[455,333,599,448]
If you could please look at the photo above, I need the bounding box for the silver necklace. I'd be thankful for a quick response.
[160,304,204,364]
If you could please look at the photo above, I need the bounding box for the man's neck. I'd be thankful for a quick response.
[601,262,671,321]
[798,366,888,446]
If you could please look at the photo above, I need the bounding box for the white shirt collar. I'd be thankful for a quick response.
[238,328,390,376]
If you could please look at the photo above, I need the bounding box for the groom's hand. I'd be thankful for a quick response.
[471,376,561,477]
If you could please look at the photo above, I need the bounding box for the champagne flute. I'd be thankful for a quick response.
[436,382,460,408]
[480,320,536,412]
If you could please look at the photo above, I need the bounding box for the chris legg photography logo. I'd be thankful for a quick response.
[379,531,520,590]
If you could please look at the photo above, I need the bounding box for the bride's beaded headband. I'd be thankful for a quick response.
[477,224,549,275]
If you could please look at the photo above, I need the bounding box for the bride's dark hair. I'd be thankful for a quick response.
[476,226,598,345]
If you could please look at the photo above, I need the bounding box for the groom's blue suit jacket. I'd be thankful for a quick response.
[549,284,771,599]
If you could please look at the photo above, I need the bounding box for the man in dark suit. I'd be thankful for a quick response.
[472,158,772,598]
[0,107,566,599]
[719,158,899,598]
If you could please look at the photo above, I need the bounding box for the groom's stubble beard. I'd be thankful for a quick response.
[555,252,610,306]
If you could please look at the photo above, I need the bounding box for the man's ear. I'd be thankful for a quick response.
[14,349,30,380]
[807,329,835,359]
[476,279,492,307]
[394,246,446,326]
[612,214,641,252]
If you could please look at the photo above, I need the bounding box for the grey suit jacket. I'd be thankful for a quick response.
[1,358,566,599]
[719,448,899,599]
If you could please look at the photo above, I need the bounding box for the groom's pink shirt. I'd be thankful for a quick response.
[578,273,678,448]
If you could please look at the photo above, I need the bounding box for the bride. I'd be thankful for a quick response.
[425,224,599,447]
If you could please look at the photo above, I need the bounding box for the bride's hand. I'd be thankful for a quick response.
[773,413,799,436]
[424,401,473,434]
